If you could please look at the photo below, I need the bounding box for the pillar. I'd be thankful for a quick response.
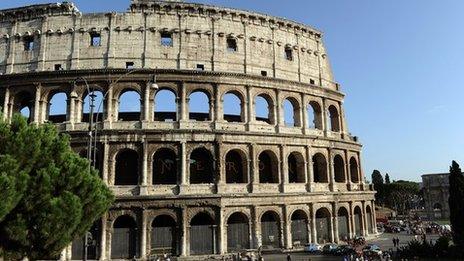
[179,141,188,193]
[102,141,109,185]
[246,85,253,127]
[306,146,313,191]
[179,83,187,121]
[301,93,307,134]
[284,206,292,249]
[141,140,148,195]
[180,207,188,256]
[2,87,9,120]
[358,151,365,184]
[349,202,355,238]
[281,145,288,185]
[322,98,327,134]
[218,209,226,254]
[68,91,77,125]
[332,203,339,243]
[100,213,108,261]
[250,144,258,191]
[329,211,335,243]
[33,84,41,123]
[143,81,150,121]
[329,149,335,191]
[310,204,317,243]
[275,89,282,129]
[252,207,261,248]
[372,201,378,234]
[362,201,368,236]
[140,210,148,259]
[105,86,113,122]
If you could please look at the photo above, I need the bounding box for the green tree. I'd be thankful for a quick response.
[371,170,385,205]
[386,180,420,214]
[0,115,114,260]
[385,173,391,184]
[371,170,384,186]
[449,160,464,247]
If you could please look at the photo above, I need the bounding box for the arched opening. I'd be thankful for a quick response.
[313,153,328,183]
[154,89,177,121]
[227,212,250,252]
[82,90,104,123]
[189,147,214,184]
[433,203,443,219]
[366,206,373,234]
[111,215,137,259]
[223,92,243,122]
[20,106,31,121]
[349,157,360,183]
[151,215,177,255]
[291,210,309,246]
[354,206,363,236]
[115,149,139,185]
[308,101,322,130]
[255,94,273,124]
[288,152,305,183]
[190,212,216,255]
[283,98,300,127]
[72,220,101,260]
[189,90,210,121]
[258,150,278,183]
[328,105,340,132]
[48,92,67,123]
[118,90,141,121]
[13,91,34,123]
[334,155,346,183]
[315,208,331,244]
[337,207,349,241]
[261,211,281,249]
[152,148,177,185]
[225,149,247,183]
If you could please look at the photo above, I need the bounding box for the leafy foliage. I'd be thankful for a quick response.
[0,115,114,260]
[449,160,464,247]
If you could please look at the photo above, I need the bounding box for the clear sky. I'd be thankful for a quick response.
[2,0,463,182]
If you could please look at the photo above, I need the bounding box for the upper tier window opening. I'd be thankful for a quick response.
[90,32,101,47]
[24,36,34,51]
[285,47,293,61]
[227,38,237,52]
[161,32,173,47]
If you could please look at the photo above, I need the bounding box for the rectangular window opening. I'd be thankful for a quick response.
[227,38,237,52]
[310,79,315,85]
[54,64,63,71]
[126,62,134,69]
[261,70,267,77]
[90,32,101,47]
[285,48,293,61]
[24,37,34,51]
[161,32,173,47]
[196,64,205,71]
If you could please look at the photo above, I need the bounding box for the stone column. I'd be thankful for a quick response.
[281,145,288,189]
[219,209,226,254]
[33,84,42,123]
[252,207,261,248]
[345,150,352,187]
[349,202,355,238]
[322,98,327,135]
[332,203,339,243]
[301,93,307,134]
[209,95,216,122]
[250,143,258,192]
[372,200,378,234]
[143,81,151,122]
[284,206,292,249]
[140,210,148,259]
[180,207,188,256]
[275,89,282,130]
[246,85,253,128]
[104,86,113,123]
[358,151,365,184]
[214,84,222,122]
[141,139,148,195]
[179,141,188,193]
[102,141,109,185]
[216,142,225,192]
[68,91,77,126]
[2,87,9,121]
[362,201,368,236]
[100,213,108,261]
[329,149,335,191]
[306,147,313,192]
[179,83,188,123]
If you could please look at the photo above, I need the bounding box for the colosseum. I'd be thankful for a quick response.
[0,0,376,259]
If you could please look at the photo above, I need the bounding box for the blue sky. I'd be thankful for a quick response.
[3,0,464,182]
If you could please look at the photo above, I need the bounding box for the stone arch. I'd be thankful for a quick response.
[328,105,340,132]
[353,206,363,236]
[152,147,177,185]
[260,211,281,249]
[12,90,34,122]
[255,93,274,124]
[189,89,210,121]
[118,89,141,121]
[349,157,360,183]
[190,212,216,255]
[154,88,177,121]
[308,100,323,129]
[334,154,346,183]
[223,91,244,122]
[258,150,279,183]
[111,215,138,259]
[82,90,104,123]
[115,148,139,185]
[151,214,178,255]
[366,205,374,234]
[227,212,250,252]
[288,151,305,183]
[189,147,214,184]
[433,203,443,219]
[337,207,349,241]
[225,149,248,183]
[283,96,301,127]
[315,207,331,244]
[290,209,309,246]
[48,91,68,123]
[313,153,328,183]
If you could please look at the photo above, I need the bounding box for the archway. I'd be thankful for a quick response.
[20,106,31,122]
[190,212,216,255]
[349,157,360,183]
[313,153,328,183]
[151,215,177,255]
[258,150,278,183]
[337,207,349,241]
[115,149,139,185]
[189,90,210,121]
[291,210,309,246]
[152,148,177,185]
[48,92,67,123]
[223,92,243,122]
[334,155,345,183]
[366,205,373,234]
[308,101,322,129]
[288,152,305,183]
[72,221,101,260]
[118,90,141,121]
[283,98,300,127]
[82,90,104,123]
[154,89,177,121]
[261,211,281,249]
[328,105,340,132]
[227,212,250,252]
[316,208,331,244]
[225,150,247,183]
[111,215,137,259]
[354,206,363,236]
[189,148,214,184]
[433,203,443,219]
[255,94,273,124]
[13,91,34,123]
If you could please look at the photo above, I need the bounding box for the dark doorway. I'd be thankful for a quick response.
[190,212,215,255]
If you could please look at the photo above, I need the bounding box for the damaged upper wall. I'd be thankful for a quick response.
[0,1,337,90]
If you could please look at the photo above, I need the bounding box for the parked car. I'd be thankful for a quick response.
[304,243,322,253]
[322,243,338,255]
[363,244,382,257]
[334,245,356,256]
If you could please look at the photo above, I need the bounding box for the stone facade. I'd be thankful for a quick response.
[422,173,450,221]
[0,0,376,260]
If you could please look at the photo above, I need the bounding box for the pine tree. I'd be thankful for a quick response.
[449,160,464,247]
[385,173,391,184]
[371,170,384,185]
[0,115,114,260]
[371,170,384,205]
